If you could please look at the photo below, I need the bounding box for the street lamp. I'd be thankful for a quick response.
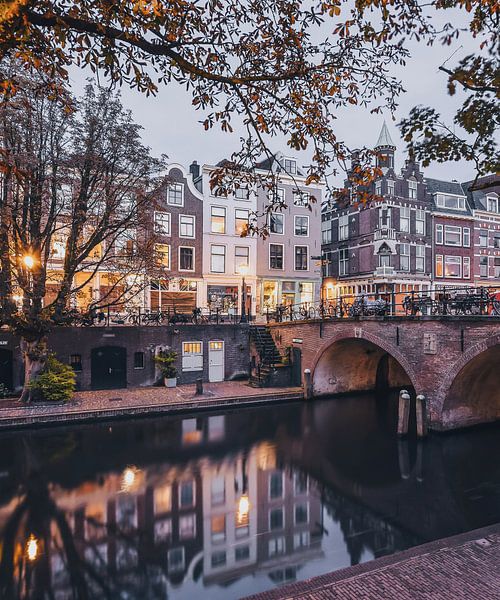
[23,254,35,270]
[238,264,249,323]
[26,535,39,561]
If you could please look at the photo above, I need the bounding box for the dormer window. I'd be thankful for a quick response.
[283,158,297,175]
[435,194,466,210]
[486,195,499,213]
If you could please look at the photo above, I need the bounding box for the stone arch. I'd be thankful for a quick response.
[311,330,418,397]
[436,334,500,430]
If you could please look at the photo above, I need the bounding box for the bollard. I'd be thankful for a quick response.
[397,389,411,437]
[397,439,410,480]
[303,369,312,401]
[416,394,428,438]
[195,378,203,396]
[416,441,424,483]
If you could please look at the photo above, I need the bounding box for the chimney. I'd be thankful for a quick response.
[189,161,200,180]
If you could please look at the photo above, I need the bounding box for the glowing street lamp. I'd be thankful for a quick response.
[26,535,38,561]
[236,494,250,526]
[121,466,138,492]
[23,254,35,270]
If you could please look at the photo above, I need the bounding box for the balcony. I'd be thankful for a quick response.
[374,227,396,241]
[375,265,395,276]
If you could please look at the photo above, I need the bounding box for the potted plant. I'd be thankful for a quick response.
[154,349,178,387]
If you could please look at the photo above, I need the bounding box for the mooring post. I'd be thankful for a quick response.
[303,369,312,400]
[416,441,424,483]
[397,389,411,436]
[416,394,428,438]
[195,378,203,396]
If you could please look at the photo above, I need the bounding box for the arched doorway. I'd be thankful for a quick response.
[91,346,127,390]
[0,349,13,391]
[442,344,500,428]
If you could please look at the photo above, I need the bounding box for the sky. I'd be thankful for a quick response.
[67,8,482,187]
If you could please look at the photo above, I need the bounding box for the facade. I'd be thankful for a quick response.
[322,123,432,303]
[196,162,258,316]
[254,153,323,313]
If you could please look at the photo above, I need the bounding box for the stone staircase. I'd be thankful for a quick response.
[249,325,288,387]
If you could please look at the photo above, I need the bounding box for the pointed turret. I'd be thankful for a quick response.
[374,121,396,171]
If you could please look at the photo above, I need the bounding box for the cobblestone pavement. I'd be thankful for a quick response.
[0,381,303,429]
[246,525,500,600]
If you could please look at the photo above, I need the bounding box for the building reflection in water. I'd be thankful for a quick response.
[0,395,499,599]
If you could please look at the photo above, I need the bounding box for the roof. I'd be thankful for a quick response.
[425,178,466,197]
[462,174,500,210]
[375,121,396,148]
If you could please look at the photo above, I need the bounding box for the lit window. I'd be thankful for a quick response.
[235,209,249,236]
[211,206,226,234]
[435,255,443,278]
[179,247,194,271]
[235,246,249,273]
[210,244,226,273]
[444,256,461,278]
[211,515,226,543]
[270,213,284,234]
[154,485,171,513]
[154,211,170,235]
[155,243,170,268]
[167,183,184,206]
[269,244,284,270]
[182,342,203,372]
[179,215,195,238]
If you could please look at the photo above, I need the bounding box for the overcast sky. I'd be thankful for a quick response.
[68,11,481,186]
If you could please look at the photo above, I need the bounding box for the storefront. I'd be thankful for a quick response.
[150,278,200,313]
[207,284,252,314]
[260,279,316,312]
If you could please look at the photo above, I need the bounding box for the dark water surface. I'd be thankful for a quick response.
[0,393,499,599]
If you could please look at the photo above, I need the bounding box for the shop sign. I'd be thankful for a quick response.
[292,338,303,344]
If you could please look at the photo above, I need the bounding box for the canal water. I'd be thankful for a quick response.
[0,393,499,599]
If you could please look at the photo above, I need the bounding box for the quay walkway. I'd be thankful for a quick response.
[246,524,500,600]
[0,381,303,430]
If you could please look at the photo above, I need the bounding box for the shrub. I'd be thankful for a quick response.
[154,350,178,379]
[30,355,76,403]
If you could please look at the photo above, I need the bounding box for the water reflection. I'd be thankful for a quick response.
[0,394,499,599]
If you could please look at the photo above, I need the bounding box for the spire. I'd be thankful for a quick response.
[375,121,396,148]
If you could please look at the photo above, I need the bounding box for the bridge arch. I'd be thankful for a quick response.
[437,335,500,430]
[310,331,418,397]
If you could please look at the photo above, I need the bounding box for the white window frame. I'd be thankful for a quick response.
[210,244,226,273]
[435,254,444,278]
[444,255,462,278]
[268,187,285,204]
[339,248,348,276]
[179,214,195,239]
[269,243,284,270]
[234,186,249,200]
[435,194,466,210]
[400,207,410,233]
[268,507,285,531]
[294,245,309,271]
[268,471,284,500]
[339,214,349,240]
[416,245,425,272]
[463,256,471,279]
[486,195,499,213]
[167,183,184,207]
[294,502,309,526]
[235,208,250,236]
[408,179,417,199]
[480,256,488,277]
[321,219,332,244]
[155,243,171,270]
[211,206,226,234]
[182,342,203,372]
[399,243,410,271]
[294,215,309,237]
[234,246,250,274]
[387,179,395,196]
[415,209,425,235]
[375,180,382,196]
[178,246,195,272]
[154,211,171,235]
[436,224,444,245]
[479,229,488,248]
[444,225,462,247]
[293,190,310,207]
[269,212,285,235]
[284,158,297,174]
[463,227,470,247]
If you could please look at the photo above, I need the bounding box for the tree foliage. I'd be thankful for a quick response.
[29,354,76,402]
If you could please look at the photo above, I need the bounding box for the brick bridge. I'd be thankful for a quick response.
[267,317,500,431]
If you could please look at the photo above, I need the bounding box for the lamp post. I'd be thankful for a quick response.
[239,264,249,323]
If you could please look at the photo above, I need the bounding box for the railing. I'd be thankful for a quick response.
[265,285,500,323]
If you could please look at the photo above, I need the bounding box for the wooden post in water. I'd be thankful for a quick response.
[303,369,312,400]
[416,394,428,438]
[397,439,410,479]
[397,389,411,436]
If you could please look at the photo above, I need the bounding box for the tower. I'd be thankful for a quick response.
[374,121,396,171]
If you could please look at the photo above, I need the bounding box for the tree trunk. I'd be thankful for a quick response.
[20,337,47,403]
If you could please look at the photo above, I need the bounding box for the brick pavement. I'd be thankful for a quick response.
[246,524,500,600]
[0,381,302,430]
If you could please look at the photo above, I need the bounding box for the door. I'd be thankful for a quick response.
[208,341,224,382]
[0,349,13,392]
[91,346,127,390]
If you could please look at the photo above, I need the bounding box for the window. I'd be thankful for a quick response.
[284,158,297,174]
[211,476,225,506]
[269,507,284,530]
[211,206,226,233]
[416,245,425,272]
[155,243,170,268]
[154,211,170,235]
[339,214,349,240]
[378,245,392,268]
[494,257,500,278]
[235,186,249,200]
[436,224,444,245]
[294,531,310,550]
[133,352,144,369]
[179,480,195,508]
[463,227,470,247]
[294,503,309,525]
[116,496,137,530]
[179,247,194,271]
[51,234,66,259]
[269,244,284,269]
[211,245,226,273]
[375,180,382,196]
[400,207,410,232]
[416,209,425,234]
[235,246,249,273]
[167,183,184,206]
[154,485,172,513]
[463,256,471,279]
[294,472,308,495]
[293,191,309,206]
[168,548,185,573]
[211,515,226,543]
[444,225,461,246]
[435,194,465,210]
[179,215,195,238]
[480,256,488,277]
[379,205,391,228]
[445,256,461,278]
[179,514,196,540]
[399,243,410,271]
[235,209,249,236]
[339,248,348,276]
[268,537,285,557]
[270,213,284,234]
[387,180,395,196]
[269,471,283,499]
[69,354,82,371]
[154,518,172,542]
[295,215,309,236]
[235,545,250,561]
[211,551,226,568]
[295,246,308,271]
[268,187,285,204]
[408,179,417,199]
[435,255,444,278]
[494,234,500,249]
[486,195,499,213]
[479,230,488,247]
[321,219,332,244]
[182,342,203,372]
